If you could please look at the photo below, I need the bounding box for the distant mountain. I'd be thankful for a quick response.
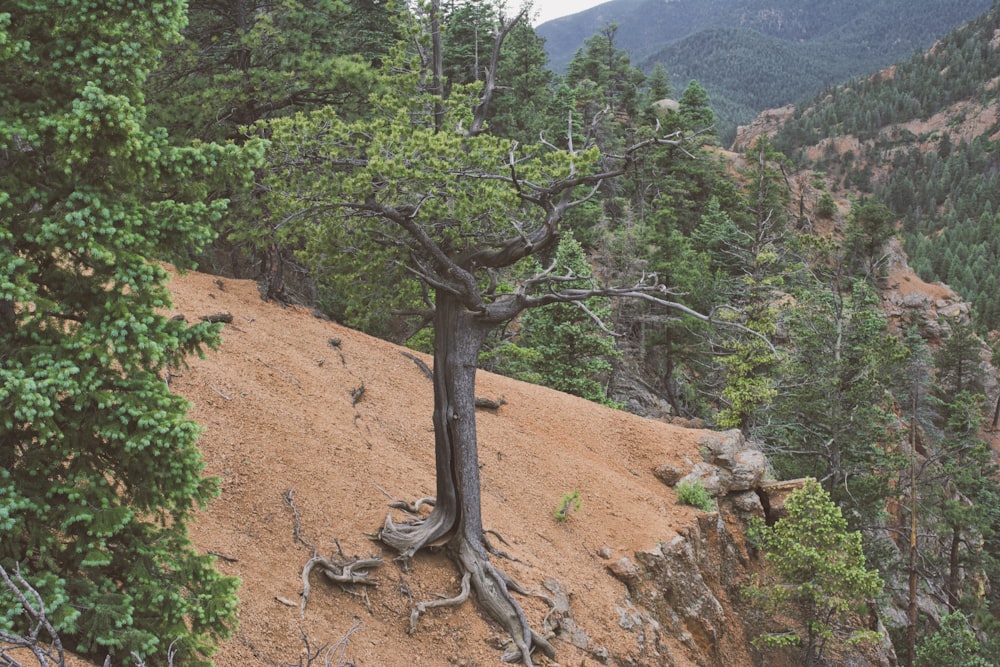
[746,2,1000,329]
[538,0,995,141]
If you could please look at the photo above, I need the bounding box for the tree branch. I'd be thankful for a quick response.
[470,10,527,136]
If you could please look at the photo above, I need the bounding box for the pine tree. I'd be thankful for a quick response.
[504,234,620,404]
[747,479,884,667]
[1,2,260,663]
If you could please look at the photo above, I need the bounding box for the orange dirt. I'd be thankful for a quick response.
[164,269,717,667]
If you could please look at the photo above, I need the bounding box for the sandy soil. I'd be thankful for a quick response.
[163,269,713,667]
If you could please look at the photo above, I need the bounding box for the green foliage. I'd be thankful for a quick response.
[554,490,582,521]
[761,281,905,532]
[678,80,716,136]
[747,479,884,666]
[564,23,646,121]
[148,0,396,143]
[844,197,896,280]
[0,2,260,663]
[496,234,620,404]
[674,480,715,511]
[816,192,837,219]
[916,612,993,667]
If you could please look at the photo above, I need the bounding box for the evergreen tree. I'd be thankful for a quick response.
[501,234,620,404]
[916,612,992,667]
[845,197,896,281]
[647,62,673,100]
[1,1,260,663]
[762,281,905,531]
[678,80,716,136]
[747,479,884,667]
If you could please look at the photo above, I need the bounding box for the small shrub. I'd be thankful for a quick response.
[675,480,715,511]
[554,490,582,521]
[817,192,837,219]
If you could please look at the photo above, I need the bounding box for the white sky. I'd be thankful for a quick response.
[514,0,611,25]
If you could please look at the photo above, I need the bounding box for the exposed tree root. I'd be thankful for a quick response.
[300,554,383,618]
[377,499,455,565]
[483,529,522,564]
[388,497,436,514]
[454,537,555,665]
[408,571,471,634]
[376,501,554,666]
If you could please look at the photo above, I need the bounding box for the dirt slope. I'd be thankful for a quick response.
[166,269,726,667]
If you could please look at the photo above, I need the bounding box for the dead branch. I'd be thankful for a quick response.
[350,383,365,407]
[300,555,384,618]
[284,487,316,552]
[199,312,233,324]
[474,396,506,411]
[205,383,232,400]
[0,563,66,667]
[293,622,362,667]
[399,350,433,380]
[408,571,471,634]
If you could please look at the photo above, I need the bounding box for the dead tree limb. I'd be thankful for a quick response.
[300,555,383,618]
[400,351,433,380]
[409,571,471,634]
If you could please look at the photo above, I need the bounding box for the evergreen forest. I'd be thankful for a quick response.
[538,0,994,142]
[2,1,1000,665]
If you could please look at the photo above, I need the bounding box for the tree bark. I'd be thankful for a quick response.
[947,525,961,610]
[378,291,553,666]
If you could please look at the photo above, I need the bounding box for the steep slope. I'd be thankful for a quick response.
[754,1,1000,331]
[537,0,993,140]
[164,269,774,666]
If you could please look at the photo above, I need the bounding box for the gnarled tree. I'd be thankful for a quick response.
[263,3,754,663]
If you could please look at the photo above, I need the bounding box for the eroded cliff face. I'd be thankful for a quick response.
[602,430,897,667]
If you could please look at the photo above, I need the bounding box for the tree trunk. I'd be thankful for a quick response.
[378,291,554,666]
[947,525,961,609]
[991,390,999,432]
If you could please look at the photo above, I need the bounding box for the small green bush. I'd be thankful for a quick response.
[675,480,715,511]
[554,490,582,521]
[817,192,837,219]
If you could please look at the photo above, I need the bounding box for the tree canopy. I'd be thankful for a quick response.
[1,1,260,663]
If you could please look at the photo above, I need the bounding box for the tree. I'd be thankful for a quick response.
[497,234,621,404]
[916,612,992,667]
[1,1,260,664]
[565,23,646,120]
[747,479,884,667]
[844,197,896,280]
[713,136,791,430]
[761,280,905,531]
[678,80,716,136]
[647,62,673,101]
[261,4,750,663]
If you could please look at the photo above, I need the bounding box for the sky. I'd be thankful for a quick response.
[519,0,611,25]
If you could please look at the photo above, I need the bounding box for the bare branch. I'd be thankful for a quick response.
[0,563,66,667]
[470,10,527,136]
[519,286,776,355]
[408,572,471,634]
[573,300,624,338]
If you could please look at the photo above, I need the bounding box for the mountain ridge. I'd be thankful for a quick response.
[538,0,994,140]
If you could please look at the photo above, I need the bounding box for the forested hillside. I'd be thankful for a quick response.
[770,1,1000,331]
[538,0,993,142]
[3,1,1000,666]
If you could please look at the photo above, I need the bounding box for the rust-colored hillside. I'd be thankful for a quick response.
[166,269,759,667]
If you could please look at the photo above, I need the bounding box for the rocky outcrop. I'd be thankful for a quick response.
[731,105,795,151]
[627,430,899,667]
[607,512,759,667]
